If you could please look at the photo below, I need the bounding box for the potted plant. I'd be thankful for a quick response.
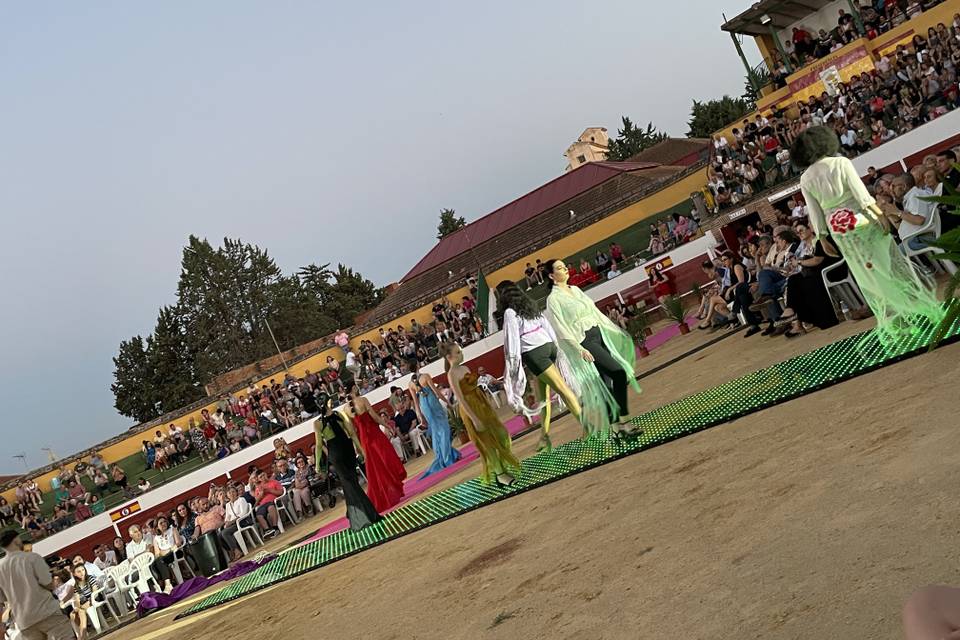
[447,406,471,445]
[662,295,690,334]
[626,312,651,358]
[924,181,960,348]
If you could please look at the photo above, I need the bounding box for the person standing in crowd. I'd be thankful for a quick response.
[0,529,76,640]
[545,259,642,439]
[443,342,521,486]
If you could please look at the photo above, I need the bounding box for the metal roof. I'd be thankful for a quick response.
[400,161,660,281]
[722,0,837,36]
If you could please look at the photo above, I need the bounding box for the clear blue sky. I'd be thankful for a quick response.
[0,0,760,473]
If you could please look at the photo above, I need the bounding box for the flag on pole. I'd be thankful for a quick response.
[475,269,497,333]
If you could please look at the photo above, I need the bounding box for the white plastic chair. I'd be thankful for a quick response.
[169,548,194,584]
[822,258,866,312]
[409,427,431,456]
[478,381,503,408]
[86,583,122,634]
[272,488,297,533]
[127,552,161,597]
[234,513,263,555]
[902,208,957,275]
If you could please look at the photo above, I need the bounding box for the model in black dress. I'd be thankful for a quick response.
[314,399,382,531]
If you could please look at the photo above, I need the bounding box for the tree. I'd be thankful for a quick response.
[298,263,385,328]
[112,235,384,422]
[149,305,203,413]
[742,66,771,109]
[111,335,159,422]
[605,117,668,161]
[437,208,466,239]
[686,96,753,138]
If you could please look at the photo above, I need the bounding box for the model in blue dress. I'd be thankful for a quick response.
[409,372,461,478]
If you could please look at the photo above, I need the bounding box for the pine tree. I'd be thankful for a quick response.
[436,208,466,239]
[111,335,159,422]
[605,117,668,161]
[686,96,753,138]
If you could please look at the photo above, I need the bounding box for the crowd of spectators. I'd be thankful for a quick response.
[770,4,959,87]
[696,147,959,339]
[0,293,488,544]
[708,17,960,212]
[26,447,340,636]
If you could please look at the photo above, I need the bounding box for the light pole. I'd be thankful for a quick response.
[12,454,27,472]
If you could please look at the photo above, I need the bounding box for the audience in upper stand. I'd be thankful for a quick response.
[708,25,960,213]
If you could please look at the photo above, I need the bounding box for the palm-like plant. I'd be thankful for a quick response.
[662,295,686,325]
[922,169,960,347]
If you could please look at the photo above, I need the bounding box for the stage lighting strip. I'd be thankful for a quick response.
[180,318,957,618]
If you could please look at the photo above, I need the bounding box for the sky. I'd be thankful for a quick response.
[0,0,762,473]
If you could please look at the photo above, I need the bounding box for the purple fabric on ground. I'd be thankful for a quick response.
[136,555,276,617]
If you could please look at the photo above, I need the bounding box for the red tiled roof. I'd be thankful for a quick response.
[626,138,711,166]
[402,161,660,281]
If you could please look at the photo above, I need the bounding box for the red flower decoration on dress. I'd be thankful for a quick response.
[828,208,858,234]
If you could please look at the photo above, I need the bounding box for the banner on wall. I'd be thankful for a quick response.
[788,45,875,103]
[109,501,141,522]
[643,256,674,276]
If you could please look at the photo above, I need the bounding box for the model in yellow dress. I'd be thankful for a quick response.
[442,343,521,486]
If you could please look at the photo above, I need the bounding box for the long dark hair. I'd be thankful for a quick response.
[542,258,562,290]
[495,280,541,324]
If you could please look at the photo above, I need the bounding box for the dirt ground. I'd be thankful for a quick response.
[110,320,960,640]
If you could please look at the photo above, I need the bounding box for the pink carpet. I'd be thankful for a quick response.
[299,318,694,546]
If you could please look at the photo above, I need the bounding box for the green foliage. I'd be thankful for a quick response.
[686,96,753,138]
[447,405,466,439]
[112,235,383,422]
[605,117,668,161]
[626,312,650,346]
[743,66,771,109]
[111,335,160,423]
[925,174,960,348]
[662,295,686,324]
[437,208,466,239]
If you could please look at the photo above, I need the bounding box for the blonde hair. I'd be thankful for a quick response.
[439,342,458,373]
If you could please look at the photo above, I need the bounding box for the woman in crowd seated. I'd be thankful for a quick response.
[221,484,251,561]
[63,564,96,640]
[779,221,845,338]
[152,515,184,585]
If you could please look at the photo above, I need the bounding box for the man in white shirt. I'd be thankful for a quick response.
[0,530,75,640]
[92,544,117,572]
[893,173,936,251]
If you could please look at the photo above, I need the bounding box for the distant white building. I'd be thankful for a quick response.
[564,127,609,172]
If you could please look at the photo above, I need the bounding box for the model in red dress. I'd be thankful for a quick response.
[349,386,406,513]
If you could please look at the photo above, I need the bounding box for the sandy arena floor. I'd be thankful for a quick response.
[109,320,960,640]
